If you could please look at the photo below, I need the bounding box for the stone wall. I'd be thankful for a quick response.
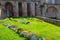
[0,1,19,18]
[0,0,41,19]
[36,16,60,26]
[42,4,60,19]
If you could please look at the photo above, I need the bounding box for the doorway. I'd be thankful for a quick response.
[5,2,14,17]
[27,3,30,16]
[18,3,22,17]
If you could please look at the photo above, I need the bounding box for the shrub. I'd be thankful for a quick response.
[17,28,24,34]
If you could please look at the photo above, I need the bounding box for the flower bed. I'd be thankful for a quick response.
[2,23,47,40]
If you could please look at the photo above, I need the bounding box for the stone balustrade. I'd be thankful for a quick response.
[36,16,60,26]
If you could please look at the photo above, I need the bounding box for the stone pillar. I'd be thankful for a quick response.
[40,0,44,5]
[30,2,35,16]
[22,2,27,16]
[0,7,2,19]
[35,2,40,16]
[57,11,60,19]
[14,1,19,17]
[6,9,9,17]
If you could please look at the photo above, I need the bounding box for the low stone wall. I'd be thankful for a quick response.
[36,16,60,26]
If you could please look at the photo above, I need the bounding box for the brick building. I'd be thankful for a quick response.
[0,0,60,19]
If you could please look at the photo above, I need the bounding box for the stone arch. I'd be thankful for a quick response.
[0,3,5,19]
[45,6,58,19]
[0,3,2,19]
[5,2,14,17]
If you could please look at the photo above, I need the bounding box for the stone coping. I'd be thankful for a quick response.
[36,16,60,26]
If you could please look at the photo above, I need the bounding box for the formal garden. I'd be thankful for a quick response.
[0,17,60,40]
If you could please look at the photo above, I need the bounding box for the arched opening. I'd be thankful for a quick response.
[27,3,30,16]
[45,6,58,19]
[5,2,14,17]
[18,2,22,17]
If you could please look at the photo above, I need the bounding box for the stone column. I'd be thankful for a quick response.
[40,0,44,5]
[57,11,60,19]
[30,2,35,16]
[6,9,9,17]
[22,2,27,16]
[35,2,40,16]
[14,1,19,17]
[0,7,2,19]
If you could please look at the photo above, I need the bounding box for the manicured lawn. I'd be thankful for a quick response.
[0,17,60,40]
[0,21,25,40]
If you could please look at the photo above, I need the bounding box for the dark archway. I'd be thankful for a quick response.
[5,2,14,17]
[18,3,22,17]
[27,3,30,16]
[45,6,58,19]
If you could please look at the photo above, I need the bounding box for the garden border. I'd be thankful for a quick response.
[36,16,60,26]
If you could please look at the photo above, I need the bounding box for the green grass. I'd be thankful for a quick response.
[0,23,25,40]
[0,17,60,40]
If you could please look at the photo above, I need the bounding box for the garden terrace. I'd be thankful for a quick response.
[36,16,60,26]
[0,24,25,40]
[0,17,60,40]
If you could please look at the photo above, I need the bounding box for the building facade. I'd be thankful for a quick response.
[0,0,41,19]
[0,0,60,19]
[42,0,60,19]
